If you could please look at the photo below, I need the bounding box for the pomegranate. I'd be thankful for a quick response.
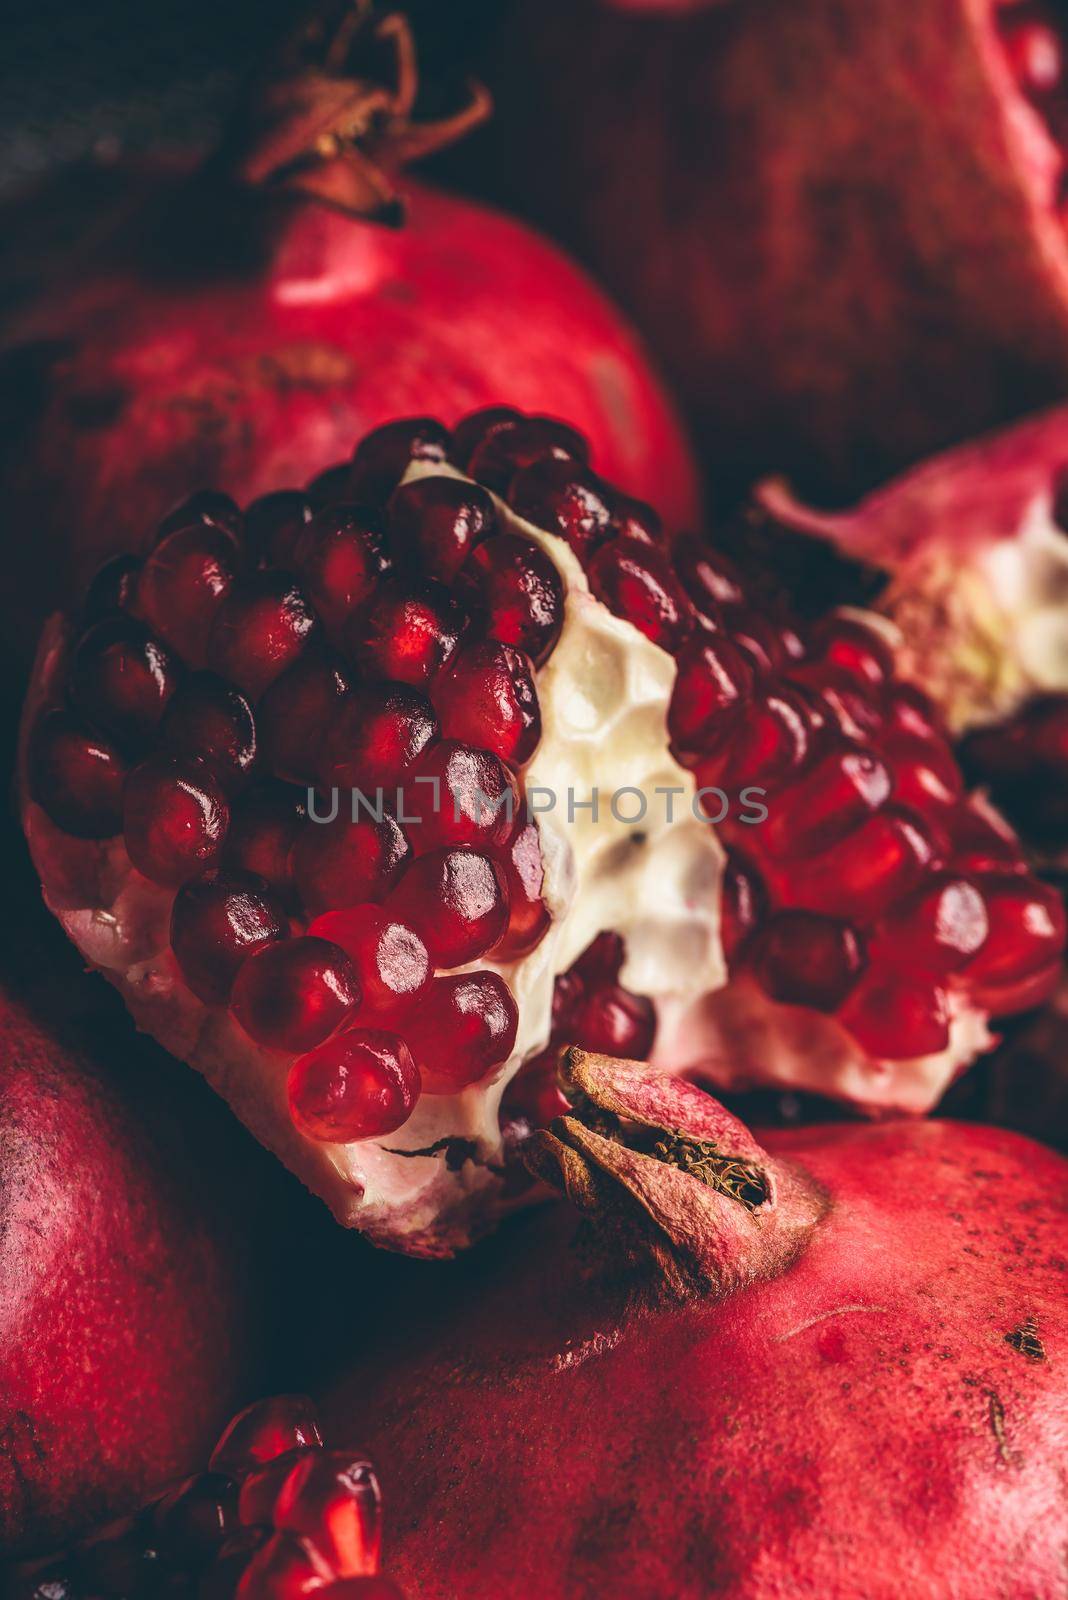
[324,1049,1068,1600]
[0,4,698,663]
[19,411,1061,1254]
[0,971,274,1556]
[754,404,1068,858]
[470,0,1068,500]
[2,1394,404,1599]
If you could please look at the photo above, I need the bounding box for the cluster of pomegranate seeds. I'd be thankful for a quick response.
[4,1396,404,1600]
[29,401,1065,1165]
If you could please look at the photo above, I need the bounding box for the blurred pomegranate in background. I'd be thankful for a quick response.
[0,2,697,663]
[465,0,1068,502]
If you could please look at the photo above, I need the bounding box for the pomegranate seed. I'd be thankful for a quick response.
[872,875,989,974]
[308,907,431,1016]
[292,810,410,916]
[349,416,450,504]
[882,682,944,743]
[572,931,626,989]
[294,506,388,638]
[158,490,243,545]
[721,850,768,961]
[791,663,883,743]
[28,709,127,837]
[402,972,518,1090]
[758,745,891,858]
[161,673,257,791]
[887,732,963,818]
[387,475,496,583]
[459,533,564,667]
[171,872,288,1004]
[569,984,656,1058]
[259,652,352,786]
[226,784,306,900]
[587,536,693,652]
[209,573,319,699]
[723,606,792,674]
[211,1397,323,1481]
[403,740,518,853]
[949,797,1027,875]
[247,491,315,567]
[963,876,1066,991]
[970,957,1063,1017]
[288,1028,420,1142]
[507,458,613,560]
[234,1532,328,1600]
[493,820,551,959]
[68,617,180,747]
[317,685,438,794]
[232,936,361,1054]
[239,1450,319,1529]
[123,754,229,886]
[674,535,746,618]
[500,1056,570,1133]
[349,577,466,686]
[138,522,242,668]
[434,640,541,767]
[85,552,140,620]
[389,847,509,965]
[152,1473,239,1566]
[450,405,522,470]
[307,463,354,510]
[667,635,754,764]
[767,807,937,924]
[808,615,895,685]
[467,414,589,494]
[838,969,950,1060]
[273,1452,381,1577]
[200,1530,270,1600]
[610,493,664,545]
[707,685,817,788]
[749,912,865,1011]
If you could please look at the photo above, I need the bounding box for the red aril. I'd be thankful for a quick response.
[246,491,315,568]
[138,523,242,668]
[402,741,518,854]
[160,673,258,792]
[587,536,693,652]
[226,784,306,902]
[123,754,230,886]
[402,973,519,1092]
[507,458,614,561]
[158,490,243,546]
[68,617,180,748]
[259,653,353,787]
[272,1453,380,1578]
[493,820,551,960]
[317,686,438,796]
[291,812,410,918]
[211,1398,324,1481]
[349,579,466,687]
[28,709,127,838]
[388,848,509,966]
[85,552,141,621]
[387,476,496,582]
[232,938,362,1055]
[209,573,319,700]
[349,419,451,508]
[748,912,865,1012]
[171,873,288,1006]
[294,507,388,641]
[459,533,564,666]
[433,640,540,767]
[288,1030,420,1143]
[465,415,590,493]
[838,969,951,1059]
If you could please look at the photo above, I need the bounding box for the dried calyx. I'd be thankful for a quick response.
[526,1049,825,1300]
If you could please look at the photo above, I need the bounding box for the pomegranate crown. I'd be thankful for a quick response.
[526,1049,826,1300]
[225,0,492,221]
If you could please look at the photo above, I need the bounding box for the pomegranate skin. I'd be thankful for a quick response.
[0,978,274,1557]
[473,0,1068,500]
[325,1058,1068,1600]
[0,168,698,659]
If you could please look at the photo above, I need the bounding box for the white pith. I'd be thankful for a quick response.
[20,468,1016,1253]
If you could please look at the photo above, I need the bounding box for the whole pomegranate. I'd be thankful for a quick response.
[0,4,697,663]
[0,967,277,1557]
[755,403,1068,859]
[3,1394,404,1599]
[325,1049,1068,1600]
[470,0,1068,499]
[19,409,1061,1253]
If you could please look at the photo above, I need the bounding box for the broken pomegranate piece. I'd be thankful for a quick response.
[3,1397,402,1600]
[20,410,1061,1253]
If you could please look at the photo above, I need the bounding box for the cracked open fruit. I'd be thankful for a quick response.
[756,403,1068,861]
[0,2,697,662]
[4,1395,404,1600]
[324,1049,1068,1600]
[473,0,1068,500]
[20,411,1063,1254]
